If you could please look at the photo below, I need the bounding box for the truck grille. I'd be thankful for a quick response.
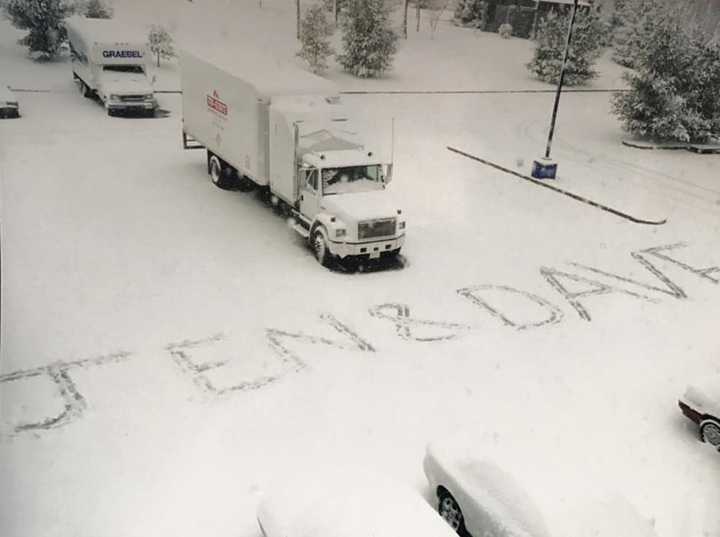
[358,218,396,239]
[120,94,148,102]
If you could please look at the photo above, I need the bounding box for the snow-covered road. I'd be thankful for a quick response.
[1,84,719,537]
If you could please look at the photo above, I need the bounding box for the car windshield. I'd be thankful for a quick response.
[103,65,145,74]
[321,165,383,195]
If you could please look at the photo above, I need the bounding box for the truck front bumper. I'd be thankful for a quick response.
[328,235,405,259]
[107,100,157,114]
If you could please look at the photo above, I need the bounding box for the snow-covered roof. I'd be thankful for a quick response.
[180,48,337,98]
[64,16,148,45]
[682,376,720,416]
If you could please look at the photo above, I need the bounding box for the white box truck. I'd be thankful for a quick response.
[65,16,157,116]
[180,51,406,268]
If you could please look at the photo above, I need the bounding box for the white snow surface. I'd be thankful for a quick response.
[258,466,458,537]
[1,2,720,537]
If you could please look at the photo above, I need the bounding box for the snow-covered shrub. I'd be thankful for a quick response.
[499,22,512,38]
[338,0,397,78]
[4,0,73,59]
[612,9,720,143]
[453,0,488,29]
[84,0,112,18]
[297,4,335,74]
[148,24,176,67]
[611,0,659,68]
[526,7,605,86]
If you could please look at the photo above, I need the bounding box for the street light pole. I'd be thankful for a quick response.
[531,0,581,179]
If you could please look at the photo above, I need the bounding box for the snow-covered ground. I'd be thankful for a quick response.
[1,1,719,537]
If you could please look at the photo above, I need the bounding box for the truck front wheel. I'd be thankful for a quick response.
[208,153,235,190]
[312,229,332,267]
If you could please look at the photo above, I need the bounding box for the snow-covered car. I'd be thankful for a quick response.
[257,468,457,537]
[423,441,551,537]
[678,377,720,449]
[0,83,20,118]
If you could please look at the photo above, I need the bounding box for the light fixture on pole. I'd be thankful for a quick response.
[531,0,581,180]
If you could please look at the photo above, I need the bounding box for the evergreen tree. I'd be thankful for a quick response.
[297,4,335,74]
[612,7,720,143]
[611,0,657,68]
[338,0,398,78]
[84,0,112,18]
[453,0,488,29]
[4,0,73,59]
[526,7,605,86]
[148,25,176,67]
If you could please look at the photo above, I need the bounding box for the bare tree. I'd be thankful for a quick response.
[427,0,450,36]
[296,0,301,38]
[403,0,409,38]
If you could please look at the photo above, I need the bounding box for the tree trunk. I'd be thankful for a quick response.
[296,0,301,39]
[334,0,338,24]
[403,0,409,38]
[157,51,160,68]
[416,1,421,32]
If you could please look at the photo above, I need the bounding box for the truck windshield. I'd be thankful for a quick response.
[103,65,145,74]
[322,165,383,195]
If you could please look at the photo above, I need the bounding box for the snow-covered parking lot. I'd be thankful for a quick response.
[1,3,720,536]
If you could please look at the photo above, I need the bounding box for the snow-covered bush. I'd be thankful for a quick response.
[612,9,720,143]
[84,0,112,18]
[611,0,658,68]
[338,0,397,78]
[499,22,512,38]
[297,4,335,74]
[453,0,488,29]
[4,0,73,59]
[148,24,176,67]
[526,7,605,86]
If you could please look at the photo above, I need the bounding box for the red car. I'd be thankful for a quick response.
[678,378,720,449]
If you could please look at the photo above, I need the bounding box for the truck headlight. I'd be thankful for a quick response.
[335,228,347,238]
[109,94,120,101]
[144,94,154,101]
[398,221,406,230]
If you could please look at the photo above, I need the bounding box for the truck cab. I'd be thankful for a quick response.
[297,151,405,267]
[95,61,156,116]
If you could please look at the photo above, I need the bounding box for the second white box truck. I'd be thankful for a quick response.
[180,51,406,268]
[66,16,157,116]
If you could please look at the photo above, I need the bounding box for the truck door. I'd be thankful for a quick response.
[299,167,321,220]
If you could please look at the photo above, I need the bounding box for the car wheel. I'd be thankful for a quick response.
[438,491,465,534]
[312,229,332,267]
[700,418,720,447]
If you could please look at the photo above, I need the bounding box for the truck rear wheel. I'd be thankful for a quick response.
[208,153,235,190]
[80,82,92,99]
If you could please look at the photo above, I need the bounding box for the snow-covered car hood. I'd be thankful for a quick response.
[257,467,456,537]
[98,74,154,95]
[320,190,403,223]
[0,84,17,103]
[682,376,720,416]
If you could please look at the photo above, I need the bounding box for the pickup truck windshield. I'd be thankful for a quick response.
[103,65,145,74]
[322,165,383,195]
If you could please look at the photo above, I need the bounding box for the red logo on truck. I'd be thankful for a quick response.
[207,90,228,116]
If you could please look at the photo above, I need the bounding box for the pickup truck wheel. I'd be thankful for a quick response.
[312,229,332,267]
[208,155,234,190]
[700,419,720,447]
[438,492,465,534]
